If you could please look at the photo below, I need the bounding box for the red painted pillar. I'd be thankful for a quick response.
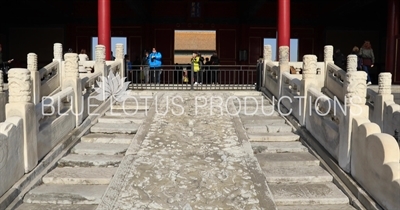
[386,0,399,77]
[277,0,291,51]
[98,0,111,60]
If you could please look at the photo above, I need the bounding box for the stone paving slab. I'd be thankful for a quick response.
[97,116,144,124]
[24,184,108,204]
[58,154,123,167]
[248,132,300,142]
[261,165,333,183]
[90,122,139,134]
[245,124,292,133]
[97,92,276,210]
[42,167,117,185]
[252,142,308,154]
[239,115,285,124]
[104,110,149,118]
[80,133,134,144]
[15,203,98,210]
[268,182,349,205]
[71,143,128,156]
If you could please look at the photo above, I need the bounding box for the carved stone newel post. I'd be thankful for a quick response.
[28,53,40,104]
[339,70,368,172]
[301,55,317,126]
[115,43,125,79]
[95,45,107,78]
[63,53,83,126]
[263,45,272,88]
[323,45,334,87]
[0,70,4,122]
[374,72,393,133]
[5,68,38,172]
[278,46,290,97]
[53,43,63,86]
[346,54,358,72]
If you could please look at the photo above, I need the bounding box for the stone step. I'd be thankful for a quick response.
[97,115,145,124]
[244,124,293,133]
[252,141,308,154]
[42,167,117,185]
[58,154,123,167]
[240,115,285,124]
[104,109,149,118]
[90,122,139,134]
[111,104,150,111]
[268,182,349,205]
[261,165,333,183]
[234,98,271,106]
[238,108,278,116]
[23,184,107,204]
[248,132,300,142]
[81,133,134,144]
[16,203,97,210]
[276,204,356,210]
[115,99,154,105]
[255,152,320,167]
[71,142,128,155]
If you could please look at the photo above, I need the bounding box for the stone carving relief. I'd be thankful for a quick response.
[27,53,38,72]
[378,72,392,95]
[302,55,317,80]
[64,53,79,78]
[115,44,124,60]
[8,69,31,103]
[346,54,357,72]
[344,71,367,105]
[279,46,289,64]
[324,45,333,62]
[263,45,272,61]
[53,43,63,60]
[96,45,106,63]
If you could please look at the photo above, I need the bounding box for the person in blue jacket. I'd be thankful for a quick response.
[148,47,162,84]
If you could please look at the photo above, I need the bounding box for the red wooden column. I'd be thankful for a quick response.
[386,0,399,82]
[98,0,111,60]
[277,0,291,55]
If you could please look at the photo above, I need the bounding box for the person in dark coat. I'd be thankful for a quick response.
[210,52,220,84]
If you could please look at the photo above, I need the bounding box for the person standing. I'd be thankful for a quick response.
[141,50,150,84]
[210,52,220,84]
[0,44,13,83]
[191,52,201,85]
[359,40,375,85]
[148,47,162,84]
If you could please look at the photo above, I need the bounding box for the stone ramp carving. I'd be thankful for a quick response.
[235,93,356,209]
[14,94,154,210]
[97,91,277,209]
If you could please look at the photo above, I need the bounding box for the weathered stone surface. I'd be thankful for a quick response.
[256,152,320,167]
[277,204,356,210]
[15,203,97,210]
[58,154,123,167]
[71,143,128,155]
[248,132,300,141]
[97,92,276,210]
[97,116,144,124]
[240,115,286,124]
[261,165,333,183]
[245,123,292,133]
[110,104,150,111]
[42,167,117,185]
[23,184,107,204]
[268,182,349,205]
[104,110,148,118]
[252,141,308,153]
[90,122,139,134]
[80,133,134,144]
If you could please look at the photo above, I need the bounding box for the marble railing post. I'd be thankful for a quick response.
[263,45,272,88]
[346,54,358,72]
[115,43,125,79]
[0,71,4,122]
[28,53,40,104]
[278,46,290,97]
[5,68,38,172]
[340,71,369,172]
[63,53,83,127]
[323,45,334,87]
[95,45,107,78]
[300,55,317,126]
[373,73,393,133]
[53,43,63,86]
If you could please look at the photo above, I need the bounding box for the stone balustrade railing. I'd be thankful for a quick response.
[0,43,126,202]
[262,44,400,210]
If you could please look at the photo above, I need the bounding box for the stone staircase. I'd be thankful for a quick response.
[15,94,154,210]
[234,92,357,209]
